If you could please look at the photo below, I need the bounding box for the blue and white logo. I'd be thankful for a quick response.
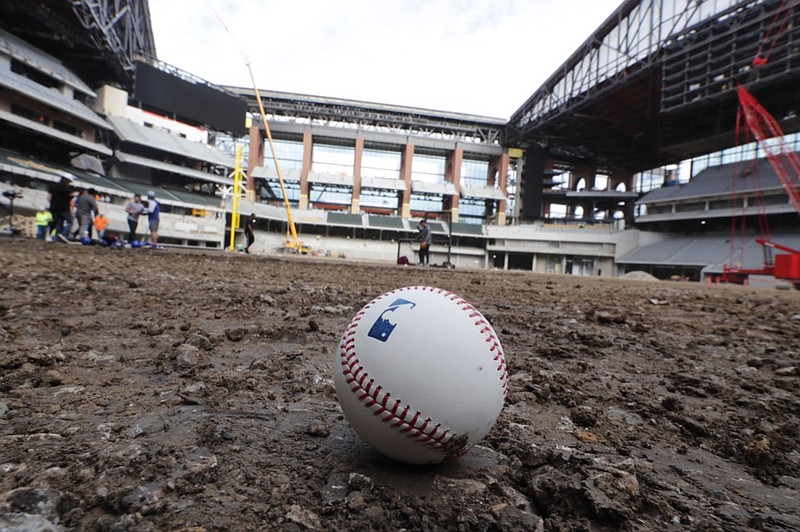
[367,298,416,342]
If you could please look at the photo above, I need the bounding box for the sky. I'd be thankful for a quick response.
[148,0,622,120]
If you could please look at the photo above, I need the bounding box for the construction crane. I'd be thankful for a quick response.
[722,0,800,288]
[206,1,309,255]
[247,67,309,255]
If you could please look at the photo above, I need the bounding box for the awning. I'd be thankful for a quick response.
[108,116,234,167]
[0,28,96,97]
[461,185,506,200]
[250,166,302,181]
[308,171,354,186]
[411,181,457,196]
[110,178,221,210]
[361,176,406,191]
[0,109,112,155]
[115,151,233,186]
[0,148,126,196]
[0,71,110,130]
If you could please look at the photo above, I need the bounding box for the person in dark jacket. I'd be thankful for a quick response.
[245,213,257,254]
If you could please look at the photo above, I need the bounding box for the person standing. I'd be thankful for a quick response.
[75,188,99,240]
[124,193,144,243]
[35,207,53,240]
[417,219,432,266]
[244,213,257,254]
[47,176,74,242]
[144,190,160,245]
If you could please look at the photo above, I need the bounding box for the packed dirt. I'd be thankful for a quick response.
[1,237,798,531]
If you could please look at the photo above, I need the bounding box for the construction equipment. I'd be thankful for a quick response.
[721,86,800,288]
[721,1,800,288]
[246,66,309,255]
[227,144,244,252]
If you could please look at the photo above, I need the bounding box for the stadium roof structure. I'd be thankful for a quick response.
[0,0,156,88]
[224,86,507,146]
[507,0,800,175]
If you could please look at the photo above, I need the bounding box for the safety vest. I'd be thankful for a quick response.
[35,210,53,226]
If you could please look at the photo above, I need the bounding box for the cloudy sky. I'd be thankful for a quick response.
[148,0,622,119]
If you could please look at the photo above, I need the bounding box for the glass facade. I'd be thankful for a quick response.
[361,148,402,213]
[410,153,446,214]
[310,143,353,208]
[460,159,491,224]
[262,138,304,205]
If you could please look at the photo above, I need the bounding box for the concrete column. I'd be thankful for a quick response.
[352,135,364,214]
[489,152,509,225]
[300,129,312,210]
[445,145,463,223]
[571,164,596,190]
[399,140,414,218]
[246,124,264,201]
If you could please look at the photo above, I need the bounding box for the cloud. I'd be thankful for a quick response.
[149,0,622,118]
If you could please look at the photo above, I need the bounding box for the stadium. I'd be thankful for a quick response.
[1,1,799,530]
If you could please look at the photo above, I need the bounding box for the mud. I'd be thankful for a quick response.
[0,238,798,531]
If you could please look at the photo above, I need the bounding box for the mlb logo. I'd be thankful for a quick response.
[367,298,416,342]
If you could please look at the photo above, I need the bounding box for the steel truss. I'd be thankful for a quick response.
[226,87,505,146]
[508,0,760,141]
[70,0,156,80]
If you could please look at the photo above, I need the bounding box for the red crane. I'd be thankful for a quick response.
[721,1,800,288]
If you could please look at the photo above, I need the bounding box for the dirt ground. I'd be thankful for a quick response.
[1,237,798,531]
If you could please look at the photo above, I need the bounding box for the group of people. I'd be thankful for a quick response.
[43,176,161,245]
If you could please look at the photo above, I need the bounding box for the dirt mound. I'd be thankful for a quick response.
[1,239,798,531]
[619,270,660,281]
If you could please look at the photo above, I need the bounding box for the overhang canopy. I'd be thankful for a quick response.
[411,181,457,196]
[361,176,406,191]
[108,116,234,167]
[461,185,506,200]
[115,150,233,186]
[0,109,112,155]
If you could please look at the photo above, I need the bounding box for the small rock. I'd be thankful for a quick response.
[307,319,320,332]
[0,402,9,418]
[574,429,604,444]
[225,328,245,342]
[570,406,598,427]
[145,323,165,336]
[175,344,201,368]
[346,491,366,511]
[43,369,63,386]
[186,333,213,351]
[286,504,322,530]
[775,366,798,377]
[306,424,329,437]
[348,473,373,492]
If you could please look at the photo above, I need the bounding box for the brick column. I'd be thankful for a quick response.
[489,152,509,225]
[445,145,463,223]
[246,124,264,201]
[299,129,312,210]
[399,140,414,218]
[352,135,364,214]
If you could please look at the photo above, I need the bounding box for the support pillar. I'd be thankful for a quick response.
[488,152,509,225]
[399,140,414,218]
[299,129,312,210]
[445,145,462,223]
[351,135,364,214]
[246,124,264,201]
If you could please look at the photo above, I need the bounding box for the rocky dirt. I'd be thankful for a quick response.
[0,237,798,531]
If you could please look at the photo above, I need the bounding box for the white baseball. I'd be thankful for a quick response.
[334,286,508,464]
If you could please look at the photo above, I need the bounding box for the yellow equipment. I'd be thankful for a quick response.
[247,65,309,254]
[227,144,244,252]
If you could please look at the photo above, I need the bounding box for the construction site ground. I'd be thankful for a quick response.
[0,238,798,531]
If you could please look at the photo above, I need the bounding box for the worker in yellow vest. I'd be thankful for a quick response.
[35,207,53,241]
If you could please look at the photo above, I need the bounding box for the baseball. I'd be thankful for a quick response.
[334,286,508,464]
